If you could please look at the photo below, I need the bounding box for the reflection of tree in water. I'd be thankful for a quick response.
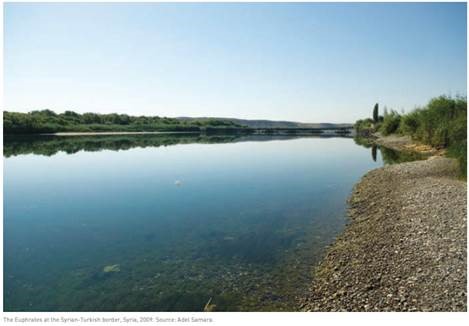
[3,134,244,157]
[354,136,425,165]
[371,146,377,162]
[379,146,425,164]
[353,136,374,148]
[4,134,349,158]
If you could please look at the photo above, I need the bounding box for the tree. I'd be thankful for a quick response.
[373,103,379,123]
[82,113,102,124]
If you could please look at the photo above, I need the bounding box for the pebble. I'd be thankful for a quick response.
[299,150,466,312]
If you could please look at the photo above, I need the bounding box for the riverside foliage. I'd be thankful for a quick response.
[355,95,467,175]
[3,110,245,134]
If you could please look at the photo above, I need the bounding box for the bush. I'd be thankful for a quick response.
[354,118,374,135]
[405,96,466,148]
[379,110,401,135]
[401,96,466,176]
[399,109,420,135]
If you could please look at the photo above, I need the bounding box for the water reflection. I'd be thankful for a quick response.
[4,133,352,158]
[379,146,426,164]
[353,136,425,165]
[371,146,377,162]
[4,135,377,312]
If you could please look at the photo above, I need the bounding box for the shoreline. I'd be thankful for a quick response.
[374,133,444,156]
[300,137,467,311]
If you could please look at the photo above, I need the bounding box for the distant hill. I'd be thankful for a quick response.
[177,117,353,129]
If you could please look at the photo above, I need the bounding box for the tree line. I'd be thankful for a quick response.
[3,110,246,134]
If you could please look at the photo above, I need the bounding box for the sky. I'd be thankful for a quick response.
[3,2,467,123]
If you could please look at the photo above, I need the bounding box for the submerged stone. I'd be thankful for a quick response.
[103,264,121,273]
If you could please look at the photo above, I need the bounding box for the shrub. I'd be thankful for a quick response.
[406,96,466,148]
[354,118,375,136]
[399,109,420,135]
[379,110,401,135]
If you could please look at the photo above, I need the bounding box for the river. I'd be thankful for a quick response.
[4,134,407,311]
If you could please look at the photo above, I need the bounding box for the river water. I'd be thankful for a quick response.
[4,134,407,311]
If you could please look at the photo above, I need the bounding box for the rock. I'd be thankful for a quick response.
[103,264,121,273]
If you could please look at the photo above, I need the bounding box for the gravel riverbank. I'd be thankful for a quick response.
[300,156,466,311]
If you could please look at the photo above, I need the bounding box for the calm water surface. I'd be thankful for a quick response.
[4,135,400,311]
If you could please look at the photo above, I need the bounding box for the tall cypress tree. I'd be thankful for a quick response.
[373,103,379,123]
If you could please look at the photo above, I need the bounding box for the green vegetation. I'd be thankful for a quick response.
[354,103,385,136]
[3,110,247,134]
[354,95,467,176]
[373,103,379,123]
[379,110,401,136]
[353,118,375,136]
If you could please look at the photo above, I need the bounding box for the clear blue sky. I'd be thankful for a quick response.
[4,2,467,123]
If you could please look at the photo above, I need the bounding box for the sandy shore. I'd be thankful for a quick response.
[300,144,466,311]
